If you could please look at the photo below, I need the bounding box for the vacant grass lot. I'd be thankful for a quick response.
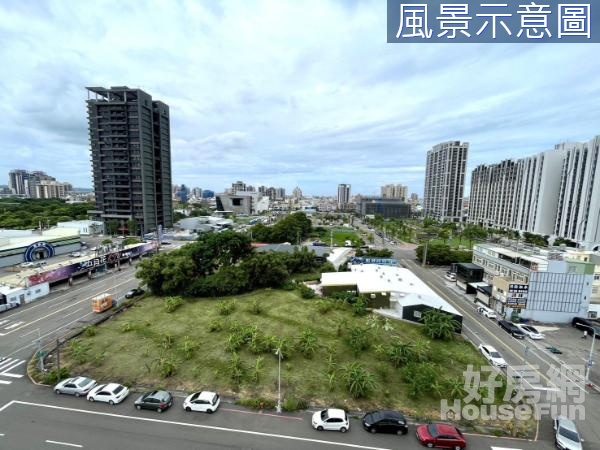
[311,227,362,247]
[62,289,489,417]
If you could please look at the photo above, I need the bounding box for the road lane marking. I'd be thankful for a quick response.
[0,381,10,385]
[221,407,304,420]
[46,440,83,448]
[0,358,25,379]
[4,321,25,330]
[62,307,84,319]
[0,400,15,412]
[0,320,9,326]
[19,329,39,338]
[6,401,392,450]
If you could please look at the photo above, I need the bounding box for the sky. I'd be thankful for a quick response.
[1,1,599,197]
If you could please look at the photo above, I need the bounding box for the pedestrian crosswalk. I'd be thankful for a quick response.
[0,357,25,385]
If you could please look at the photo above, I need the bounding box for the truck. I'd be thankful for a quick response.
[91,293,113,313]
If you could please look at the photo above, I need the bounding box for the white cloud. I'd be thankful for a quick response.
[0,1,599,195]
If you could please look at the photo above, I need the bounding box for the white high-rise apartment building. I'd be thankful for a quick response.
[468,135,600,250]
[380,184,408,201]
[423,141,468,222]
[337,184,351,210]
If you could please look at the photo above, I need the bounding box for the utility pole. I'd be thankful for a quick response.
[584,326,596,385]
[275,348,282,413]
[35,328,44,371]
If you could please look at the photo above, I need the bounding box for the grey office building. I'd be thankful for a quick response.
[86,86,173,235]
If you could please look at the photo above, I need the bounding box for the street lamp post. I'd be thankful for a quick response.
[581,325,596,385]
[275,348,282,413]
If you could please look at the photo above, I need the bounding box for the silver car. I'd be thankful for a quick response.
[554,416,583,450]
[54,376,97,397]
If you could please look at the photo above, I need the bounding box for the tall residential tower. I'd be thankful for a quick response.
[86,86,173,235]
[423,141,468,222]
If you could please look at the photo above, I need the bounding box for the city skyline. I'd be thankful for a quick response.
[1,1,600,196]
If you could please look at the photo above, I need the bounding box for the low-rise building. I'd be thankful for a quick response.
[357,198,411,219]
[472,243,594,322]
[321,264,462,332]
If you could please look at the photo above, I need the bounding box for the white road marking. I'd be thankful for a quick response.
[19,329,39,338]
[0,380,10,385]
[0,320,9,326]
[5,401,391,450]
[0,432,4,436]
[0,358,25,378]
[45,440,83,448]
[62,307,84,319]
[4,321,25,330]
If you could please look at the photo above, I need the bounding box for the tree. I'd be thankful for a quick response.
[242,253,290,289]
[461,224,487,247]
[422,308,459,340]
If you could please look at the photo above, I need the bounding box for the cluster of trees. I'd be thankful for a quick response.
[137,230,329,297]
[522,232,549,247]
[416,241,472,265]
[250,212,312,243]
[0,199,93,229]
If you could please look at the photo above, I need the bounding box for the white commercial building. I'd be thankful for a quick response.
[423,141,468,222]
[473,243,594,323]
[56,220,103,235]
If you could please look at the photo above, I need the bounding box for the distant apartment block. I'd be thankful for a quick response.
[468,135,600,250]
[86,86,173,235]
[380,184,408,201]
[423,141,468,222]
[358,198,411,219]
[292,186,303,200]
[8,169,71,198]
[337,184,351,210]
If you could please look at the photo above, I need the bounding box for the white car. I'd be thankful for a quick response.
[518,324,544,340]
[54,376,97,397]
[445,271,456,281]
[87,383,129,405]
[478,344,507,368]
[477,306,497,319]
[183,391,221,413]
[69,252,82,257]
[312,408,349,433]
[554,416,583,450]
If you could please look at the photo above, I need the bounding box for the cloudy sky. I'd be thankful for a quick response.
[1,1,599,197]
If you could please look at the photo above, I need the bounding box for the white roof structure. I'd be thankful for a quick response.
[321,264,461,317]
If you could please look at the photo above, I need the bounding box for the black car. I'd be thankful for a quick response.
[134,390,173,413]
[498,320,526,339]
[362,410,408,435]
[572,317,600,338]
[125,288,145,299]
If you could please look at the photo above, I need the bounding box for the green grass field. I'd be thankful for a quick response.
[59,289,492,418]
[311,227,362,247]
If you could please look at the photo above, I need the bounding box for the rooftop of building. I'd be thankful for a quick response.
[321,264,461,316]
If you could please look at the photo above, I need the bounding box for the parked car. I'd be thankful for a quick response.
[518,324,545,340]
[571,316,600,338]
[554,416,583,450]
[125,288,145,299]
[161,241,172,246]
[69,252,81,257]
[499,320,526,339]
[182,391,220,413]
[416,423,466,450]
[54,376,97,397]
[362,410,408,435]
[444,272,456,282]
[312,408,349,432]
[20,262,34,268]
[134,390,173,413]
[477,306,497,319]
[478,344,507,368]
[87,383,130,405]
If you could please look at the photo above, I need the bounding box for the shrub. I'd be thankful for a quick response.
[83,325,97,337]
[297,283,315,299]
[296,329,319,358]
[248,299,263,315]
[250,356,264,383]
[236,397,276,410]
[42,367,70,385]
[179,336,197,360]
[69,339,90,364]
[218,299,237,316]
[120,321,134,333]
[346,325,370,355]
[154,355,177,378]
[282,395,308,412]
[226,332,245,353]
[387,341,415,368]
[225,352,245,385]
[161,332,174,349]
[352,297,368,316]
[316,299,333,314]
[164,296,184,313]
[274,337,293,359]
[93,351,106,367]
[208,318,225,332]
[248,332,266,354]
[339,362,377,399]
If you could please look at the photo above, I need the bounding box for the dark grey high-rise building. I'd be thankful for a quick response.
[86,86,173,235]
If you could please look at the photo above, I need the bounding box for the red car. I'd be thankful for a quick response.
[416,423,466,450]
